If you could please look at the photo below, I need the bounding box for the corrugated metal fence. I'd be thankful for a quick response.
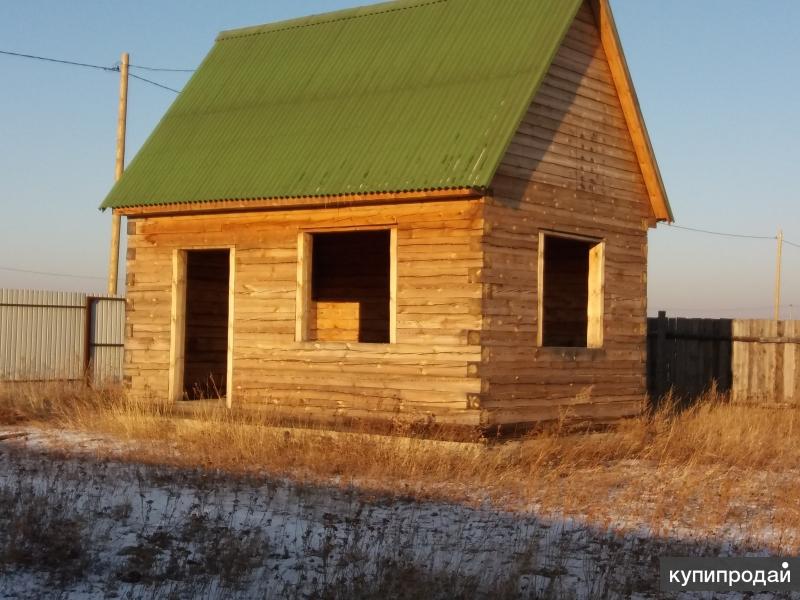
[0,289,125,383]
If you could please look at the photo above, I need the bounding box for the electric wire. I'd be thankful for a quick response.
[665,223,776,240]
[128,72,181,93]
[666,223,800,251]
[0,49,115,71]
[785,239,800,250]
[128,63,194,73]
[0,265,106,281]
[0,49,183,93]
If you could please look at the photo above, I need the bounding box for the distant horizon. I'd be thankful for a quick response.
[1,0,798,319]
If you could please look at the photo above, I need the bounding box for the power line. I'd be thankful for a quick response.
[666,223,776,240]
[129,63,194,73]
[1,49,183,93]
[129,72,180,94]
[0,49,115,72]
[0,265,105,281]
[785,238,800,250]
[665,223,800,252]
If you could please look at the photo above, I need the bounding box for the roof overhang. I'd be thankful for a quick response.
[590,0,674,224]
[112,188,484,218]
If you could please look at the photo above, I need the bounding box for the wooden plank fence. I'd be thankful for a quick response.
[732,320,800,405]
[0,289,125,384]
[648,312,800,405]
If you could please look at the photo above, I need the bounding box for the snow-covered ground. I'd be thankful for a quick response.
[0,427,792,599]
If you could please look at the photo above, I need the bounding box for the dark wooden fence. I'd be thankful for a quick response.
[647,312,732,400]
[647,312,800,405]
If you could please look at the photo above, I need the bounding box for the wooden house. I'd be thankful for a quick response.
[102,0,673,427]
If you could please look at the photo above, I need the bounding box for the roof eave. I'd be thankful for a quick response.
[110,187,486,217]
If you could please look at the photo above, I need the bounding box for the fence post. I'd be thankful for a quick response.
[83,297,94,384]
[655,310,668,399]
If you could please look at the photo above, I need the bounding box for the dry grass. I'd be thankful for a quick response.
[0,486,89,583]
[2,381,799,551]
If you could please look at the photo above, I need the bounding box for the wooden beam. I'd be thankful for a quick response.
[389,228,398,344]
[226,248,236,408]
[536,231,546,347]
[107,52,129,295]
[114,53,129,183]
[587,241,605,348]
[82,296,94,382]
[114,188,483,217]
[168,249,187,402]
[107,213,122,295]
[295,232,312,342]
[774,229,783,321]
[590,0,673,224]
[654,310,668,398]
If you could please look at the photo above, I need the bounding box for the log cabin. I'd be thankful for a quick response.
[101,0,674,428]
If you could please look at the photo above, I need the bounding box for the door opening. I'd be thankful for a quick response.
[182,249,230,400]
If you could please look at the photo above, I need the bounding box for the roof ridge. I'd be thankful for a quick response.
[217,0,450,42]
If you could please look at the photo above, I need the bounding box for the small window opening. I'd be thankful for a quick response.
[310,230,390,343]
[183,250,230,399]
[540,234,604,348]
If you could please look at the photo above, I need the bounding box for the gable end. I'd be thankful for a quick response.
[493,0,672,224]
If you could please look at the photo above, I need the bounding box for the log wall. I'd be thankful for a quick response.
[124,199,483,425]
[479,2,651,425]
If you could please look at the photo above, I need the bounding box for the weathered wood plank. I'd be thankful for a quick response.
[125,197,485,424]
[481,4,650,425]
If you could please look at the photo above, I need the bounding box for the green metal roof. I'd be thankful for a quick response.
[101,0,583,209]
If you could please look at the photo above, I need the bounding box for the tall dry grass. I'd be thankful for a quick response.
[1,381,799,549]
[0,380,123,425]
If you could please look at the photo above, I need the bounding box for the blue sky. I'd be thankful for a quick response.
[1,0,798,318]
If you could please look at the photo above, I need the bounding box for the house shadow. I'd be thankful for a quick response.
[490,23,597,212]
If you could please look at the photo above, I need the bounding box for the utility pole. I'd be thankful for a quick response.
[107,52,129,296]
[774,228,784,321]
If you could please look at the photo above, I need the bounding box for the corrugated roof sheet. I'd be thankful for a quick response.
[101,0,583,209]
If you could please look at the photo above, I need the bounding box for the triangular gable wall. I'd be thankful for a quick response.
[591,0,672,222]
[493,0,668,224]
